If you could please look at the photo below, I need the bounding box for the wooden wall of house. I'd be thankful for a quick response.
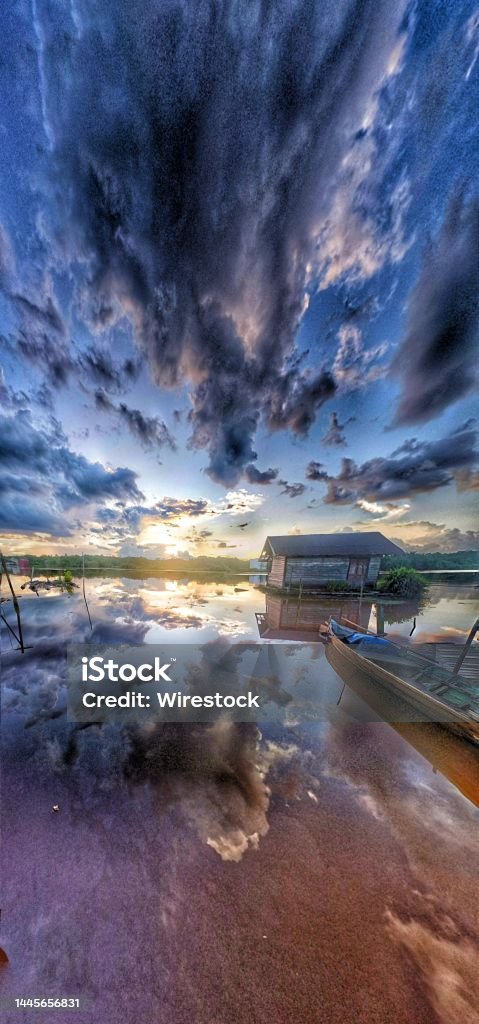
[280,599,330,628]
[268,556,286,587]
[283,557,349,586]
[263,595,373,631]
[264,594,283,628]
[367,556,381,582]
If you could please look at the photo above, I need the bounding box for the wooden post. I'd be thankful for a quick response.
[0,551,25,653]
[296,579,302,624]
[376,602,385,637]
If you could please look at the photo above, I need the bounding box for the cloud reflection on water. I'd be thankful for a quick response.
[2,577,479,1023]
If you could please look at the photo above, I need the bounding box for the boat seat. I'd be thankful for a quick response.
[440,690,472,708]
[409,669,436,685]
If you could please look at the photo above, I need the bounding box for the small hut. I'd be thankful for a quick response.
[259,532,402,590]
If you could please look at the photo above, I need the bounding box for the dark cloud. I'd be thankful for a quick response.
[79,348,123,390]
[94,389,176,450]
[0,495,72,537]
[322,421,479,504]
[0,264,73,385]
[93,388,111,412]
[263,369,336,436]
[117,404,175,451]
[340,294,379,323]
[32,0,406,483]
[305,461,328,481]
[35,382,54,411]
[79,347,141,393]
[0,368,29,411]
[0,409,143,535]
[392,191,479,425]
[15,330,73,387]
[12,293,65,337]
[183,526,214,544]
[123,357,140,381]
[154,497,211,520]
[57,452,141,504]
[244,464,278,484]
[321,411,351,447]
[278,479,307,498]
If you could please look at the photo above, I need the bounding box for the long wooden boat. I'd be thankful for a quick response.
[327,619,479,746]
[325,642,479,804]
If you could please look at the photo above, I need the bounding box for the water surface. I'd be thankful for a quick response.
[1,577,478,1024]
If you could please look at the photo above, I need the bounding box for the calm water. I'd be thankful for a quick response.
[1,577,479,1024]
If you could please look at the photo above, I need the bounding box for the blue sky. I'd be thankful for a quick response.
[0,0,478,558]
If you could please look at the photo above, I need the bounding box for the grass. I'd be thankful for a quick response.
[322,580,351,593]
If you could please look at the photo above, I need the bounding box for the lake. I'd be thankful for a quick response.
[1,576,479,1024]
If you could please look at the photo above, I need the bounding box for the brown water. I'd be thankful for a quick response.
[1,577,478,1023]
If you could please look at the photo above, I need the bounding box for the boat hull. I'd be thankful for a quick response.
[327,634,479,746]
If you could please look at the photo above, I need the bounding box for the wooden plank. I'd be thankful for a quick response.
[284,557,349,586]
[367,556,381,582]
[268,556,286,587]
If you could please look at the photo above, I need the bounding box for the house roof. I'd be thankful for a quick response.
[260,532,403,558]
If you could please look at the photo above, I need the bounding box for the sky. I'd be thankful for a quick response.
[0,0,478,559]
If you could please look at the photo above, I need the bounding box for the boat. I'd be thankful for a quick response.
[326,619,479,746]
[325,641,479,805]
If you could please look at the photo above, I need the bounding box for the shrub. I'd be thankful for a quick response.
[62,569,74,585]
[323,580,351,592]
[377,567,427,597]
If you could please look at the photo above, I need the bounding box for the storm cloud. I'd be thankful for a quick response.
[94,389,176,451]
[321,411,351,447]
[0,410,142,534]
[30,0,407,484]
[320,422,479,505]
[79,348,139,393]
[305,460,329,482]
[392,191,479,425]
[278,479,307,498]
[244,465,278,485]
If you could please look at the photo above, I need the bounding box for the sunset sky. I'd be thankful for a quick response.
[0,0,478,559]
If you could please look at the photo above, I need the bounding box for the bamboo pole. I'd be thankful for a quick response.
[82,553,93,630]
[452,618,479,676]
[0,610,21,647]
[0,552,25,652]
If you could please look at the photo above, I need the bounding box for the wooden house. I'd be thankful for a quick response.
[259,532,402,590]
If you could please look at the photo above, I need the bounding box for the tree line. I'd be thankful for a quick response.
[382,549,479,571]
[20,553,251,573]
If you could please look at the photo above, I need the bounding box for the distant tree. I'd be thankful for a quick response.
[18,553,252,576]
[382,549,479,571]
